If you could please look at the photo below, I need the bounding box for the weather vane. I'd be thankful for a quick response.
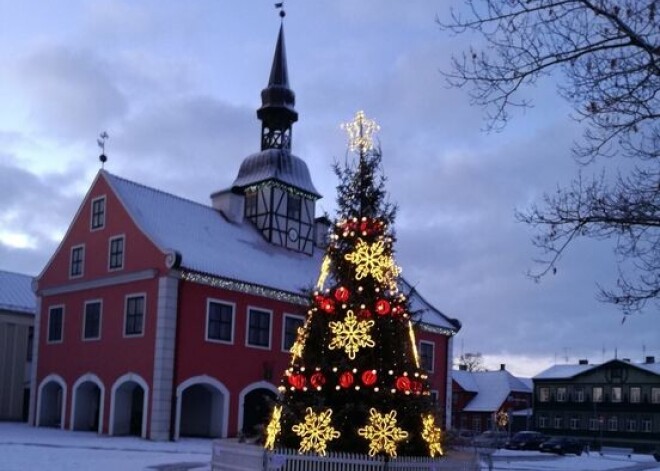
[341,110,380,154]
[97,131,109,168]
[275,2,285,18]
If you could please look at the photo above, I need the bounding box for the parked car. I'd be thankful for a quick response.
[504,431,547,450]
[539,437,584,455]
[473,430,509,449]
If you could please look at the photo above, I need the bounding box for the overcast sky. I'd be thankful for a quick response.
[1,0,657,377]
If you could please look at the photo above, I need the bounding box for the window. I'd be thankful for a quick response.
[652,388,660,404]
[245,191,257,217]
[593,387,603,403]
[91,196,105,230]
[539,416,548,428]
[539,387,550,402]
[575,388,585,402]
[570,417,580,430]
[70,245,84,278]
[124,295,145,336]
[108,236,124,270]
[83,301,102,340]
[430,390,439,405]
[419,341,435,372]
[554,416,563,429]
[247,308,271,348]
[642,419,652,432]
[589,418,599,431]
[287,194,301,220]
[557,387,567,402]
[608,416,618,431]
[630,387,641,403]
[282,314,304,351]
[627,419,637,432]
[472,417,481,433]
[206,300,234,343]
[47,306,64,343]
[611,386,622,402]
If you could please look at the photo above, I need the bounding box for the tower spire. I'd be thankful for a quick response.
[257,19,298,151]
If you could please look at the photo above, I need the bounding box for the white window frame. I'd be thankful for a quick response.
[539,416,548,428]
[539,387,550,402]
[627,419,637,432]
[281,313,305,352]
[593,387,603,402]
[123,293,146,338]
[107,235,125,271]
[642,419,652,432]
[589,417,599,431]
[554,416,563,429]
[651,388,660,404]
[90,195,106,231]
[245,306,272,350]
[611,386,622,403]
[557,387,567,402]
[570,417,580,430]
[69,244,85,279]
[205,298,235,344]
[82,299,103,341]
[630,387,641,403]
[575,388,585,402]
[608,416,618,431]
[419,340,435,373]
[47,305,65,344]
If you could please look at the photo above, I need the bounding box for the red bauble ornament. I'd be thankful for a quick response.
[375,299,391,316]
[361,370,377,387]
[288,373,306,390]
[321,297,336,313]
[411,380,423,394]
[358,308,372,318]
[334,286,350,302]
[339,371,354,388]
[360,220,370,234]
[395,376,411,392]
[310,372,326,388]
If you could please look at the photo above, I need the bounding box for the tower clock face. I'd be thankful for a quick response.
[288,227,299,242]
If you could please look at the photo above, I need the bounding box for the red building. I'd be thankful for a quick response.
[452,365,532,433]
[28,24,460,441]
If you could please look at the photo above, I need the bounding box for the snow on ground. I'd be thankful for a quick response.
[480,448,660,471]
[0,422,212,471]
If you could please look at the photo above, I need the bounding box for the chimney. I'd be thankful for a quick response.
[210,189,244,223]
[578,359,589,365]
[622,358,631,363]
[645,356,655,364]
[500,364,506,371]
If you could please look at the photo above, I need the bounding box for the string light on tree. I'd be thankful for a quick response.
[264,405,283,451]
[421,414,444,457]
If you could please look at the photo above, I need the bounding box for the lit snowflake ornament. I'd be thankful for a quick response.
[344,239,399,284]
[328,310,375,360]
[264,405,282,451]
[291,407,340,455]
[358,408,409,457]
[421,414,443,457]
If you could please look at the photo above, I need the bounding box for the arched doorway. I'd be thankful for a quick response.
[37,374,66,429]
[71,374,104,433]
[239,382,278,438]
[110,374,148,438]
[175,376,229,440]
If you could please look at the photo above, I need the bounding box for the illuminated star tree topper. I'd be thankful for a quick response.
[341,110,380,154]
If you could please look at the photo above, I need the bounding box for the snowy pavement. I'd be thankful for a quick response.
[0,423,212,471]
[478,448,660,471]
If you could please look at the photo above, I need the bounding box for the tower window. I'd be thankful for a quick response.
[91,196,106,230]
[287,194,301,220]
[245,191,257,217]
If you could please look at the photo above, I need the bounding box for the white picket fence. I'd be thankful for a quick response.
[212,441,478,471]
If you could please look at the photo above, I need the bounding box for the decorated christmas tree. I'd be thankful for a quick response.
[264,111,443,458]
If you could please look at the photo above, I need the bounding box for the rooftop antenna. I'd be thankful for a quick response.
[97,131,109,168]
[275,1,285,18]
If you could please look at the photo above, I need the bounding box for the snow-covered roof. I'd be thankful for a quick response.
[104,171,458,332]
[0,269,36,315]
[453,369,532,412]
[231,149,320,198]
[535,359,660,380]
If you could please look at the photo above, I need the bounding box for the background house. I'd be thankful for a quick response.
[0,269,36,421]
[29,24,461,441]
[452,364,532,434]
[533,357,660,451]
